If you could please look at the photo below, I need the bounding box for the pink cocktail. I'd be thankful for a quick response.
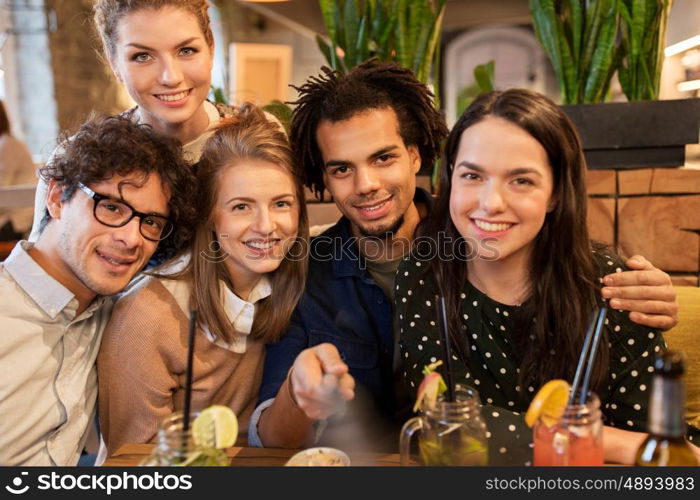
[533,392,603,466]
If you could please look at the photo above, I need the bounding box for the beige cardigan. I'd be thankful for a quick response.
[97,276,265,456]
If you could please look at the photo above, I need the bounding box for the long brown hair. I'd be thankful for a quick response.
[166,104,308,344]
[419,89,608,393]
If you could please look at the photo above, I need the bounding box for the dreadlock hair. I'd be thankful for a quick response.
[290,60,448,199]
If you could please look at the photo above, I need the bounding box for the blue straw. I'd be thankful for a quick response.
[578,307,607,406]
[568,311,597,407]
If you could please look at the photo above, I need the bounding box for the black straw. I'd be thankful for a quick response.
[568,311,597,407]
[182,310,197,433]
[578,307,607,405]
[435,296,455,402]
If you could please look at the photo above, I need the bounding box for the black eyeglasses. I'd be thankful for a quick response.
[78,183,174,242]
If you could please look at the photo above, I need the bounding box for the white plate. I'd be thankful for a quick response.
[285,447,351,466]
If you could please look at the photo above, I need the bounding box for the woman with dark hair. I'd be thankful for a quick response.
[0,100,36,241]
[97,105,308,458]
[396,89,700,465]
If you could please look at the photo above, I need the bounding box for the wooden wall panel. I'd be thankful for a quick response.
[618,196,700,272]
[671,275,700,287]
[587,198,615,246]
[618,169,653,195]
[586,169,616,195]
[650,167,700,194]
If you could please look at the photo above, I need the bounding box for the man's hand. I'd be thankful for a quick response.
[601,255,678,330]
[289,343,355,421]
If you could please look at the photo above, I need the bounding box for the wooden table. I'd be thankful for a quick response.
[103,444,402,466]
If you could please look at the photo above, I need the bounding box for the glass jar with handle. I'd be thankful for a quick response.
[400,384,489,466]
[140,412,229,466]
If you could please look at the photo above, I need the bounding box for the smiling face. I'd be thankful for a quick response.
[316,108,421,239]
[43,173,169,301]
[450,116,554,265]
[109,6,213,139]
[211,160,300,295]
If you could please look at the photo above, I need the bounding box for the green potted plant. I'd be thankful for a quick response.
[617,0,674,101]
[316,0,446,187]
[315,0,446,103]
[530,0,620,105]
[530,0,700,170]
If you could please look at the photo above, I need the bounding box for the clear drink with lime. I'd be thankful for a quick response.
[401,384,488,466]
[141,406,237,466]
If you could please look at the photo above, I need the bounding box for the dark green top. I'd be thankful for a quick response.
[396,249,699,465]
[365,255,404,302]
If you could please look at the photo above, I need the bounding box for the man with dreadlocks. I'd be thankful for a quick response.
[249,60,678,452]
[249,61,446,451]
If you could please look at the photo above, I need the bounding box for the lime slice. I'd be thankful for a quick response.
[524,379,570,428]
[177,450,204,466]
[192,405,238,449]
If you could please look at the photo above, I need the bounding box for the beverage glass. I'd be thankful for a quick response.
[533,391,603,466]
[140,412,229,466]
[400,384,488,466]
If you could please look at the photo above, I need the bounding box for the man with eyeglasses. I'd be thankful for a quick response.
[0,116,194,466]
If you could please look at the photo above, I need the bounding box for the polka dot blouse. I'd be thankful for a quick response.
[396,249,700,465]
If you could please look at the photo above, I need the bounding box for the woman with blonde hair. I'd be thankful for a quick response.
[97,104,308,456]
[30,0,280,251]
[0,100,36,241]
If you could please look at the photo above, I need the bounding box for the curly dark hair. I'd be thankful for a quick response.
[290,60,448,199]
[38,114,196,250]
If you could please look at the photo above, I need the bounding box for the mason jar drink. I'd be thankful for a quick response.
[400,384,489,466]
[140,412,229,466]
[533,391,603,466]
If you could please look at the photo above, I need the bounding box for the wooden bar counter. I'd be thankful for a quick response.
[103,444,402,467]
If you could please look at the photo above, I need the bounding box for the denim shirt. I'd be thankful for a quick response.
[258,217,396,416]
[250,190,434,448]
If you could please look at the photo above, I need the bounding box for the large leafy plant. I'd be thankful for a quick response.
[316,0,446,100]
[618,0,674,101]
[530,0,675,104]
[530,0,620,104]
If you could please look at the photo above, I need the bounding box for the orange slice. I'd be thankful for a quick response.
[524,379,570,428]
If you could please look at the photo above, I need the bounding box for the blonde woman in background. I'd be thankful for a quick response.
[30,0,279,248]
[0,100,36,241]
